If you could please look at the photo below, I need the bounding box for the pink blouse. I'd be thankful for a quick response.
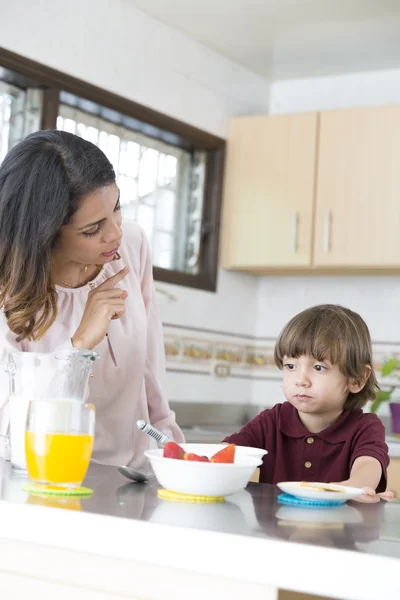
[0,222,184,468]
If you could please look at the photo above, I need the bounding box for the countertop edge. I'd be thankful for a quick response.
[0,499,398,600]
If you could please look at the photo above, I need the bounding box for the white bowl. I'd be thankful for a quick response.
[179,443,268,461]
[144,445,263,497]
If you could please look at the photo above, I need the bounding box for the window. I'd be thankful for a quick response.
[0,82,12,162]
[57,103,206,274]
[0,48,225,291]
[0,82,41,159]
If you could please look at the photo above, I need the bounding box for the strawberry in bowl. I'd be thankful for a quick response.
[163,441,236,464]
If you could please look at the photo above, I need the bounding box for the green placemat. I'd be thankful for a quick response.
[23,483,93,497]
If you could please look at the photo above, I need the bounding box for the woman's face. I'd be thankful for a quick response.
[54,183,123,266]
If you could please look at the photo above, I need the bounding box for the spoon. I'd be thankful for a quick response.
[117,466,155,483]
[118,422,171,482]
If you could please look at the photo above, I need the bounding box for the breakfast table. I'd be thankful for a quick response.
[0,459,399,600]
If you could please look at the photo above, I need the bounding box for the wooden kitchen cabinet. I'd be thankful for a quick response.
[313,105,400,268]
[221,105,400,273]
[220,113,318,270]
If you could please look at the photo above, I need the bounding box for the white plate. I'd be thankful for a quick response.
[275,504,363,525]
[277,481,365,502]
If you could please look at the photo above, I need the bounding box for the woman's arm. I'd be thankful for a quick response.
[139,230,184,443]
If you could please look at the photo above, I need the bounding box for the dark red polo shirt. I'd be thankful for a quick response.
[223,402,389,493]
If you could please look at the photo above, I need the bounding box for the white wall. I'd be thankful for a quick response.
[159,271,259,404]
[256,275,400,343]
[270,68,400,115]
[0,0,269,139]
[159,270,259,336]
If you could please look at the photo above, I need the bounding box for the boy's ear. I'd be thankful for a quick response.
[348,365,371,393]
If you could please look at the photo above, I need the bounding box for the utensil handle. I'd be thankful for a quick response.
[136,420,171,446]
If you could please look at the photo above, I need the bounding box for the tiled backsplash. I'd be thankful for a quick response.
[165,333,273,369]
[163,322,400,388]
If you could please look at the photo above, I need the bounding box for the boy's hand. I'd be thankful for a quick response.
[336,480,394,504]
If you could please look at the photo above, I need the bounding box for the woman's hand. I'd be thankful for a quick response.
[72,267,129,350]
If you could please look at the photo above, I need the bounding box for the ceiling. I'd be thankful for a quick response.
[125,0,400,80]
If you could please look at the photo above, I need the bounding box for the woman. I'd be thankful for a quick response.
[0,129,184,468]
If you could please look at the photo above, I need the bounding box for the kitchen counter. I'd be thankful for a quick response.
[0,460,400,600]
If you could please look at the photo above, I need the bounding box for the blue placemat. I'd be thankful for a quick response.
[277,493,344,507]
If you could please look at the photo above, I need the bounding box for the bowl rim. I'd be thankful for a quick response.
[178,443,268,456]
[144,449,262,467]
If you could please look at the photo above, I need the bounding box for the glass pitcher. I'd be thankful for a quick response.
[0,348,99,472]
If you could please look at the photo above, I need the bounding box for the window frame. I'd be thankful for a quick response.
[0,47,225,292]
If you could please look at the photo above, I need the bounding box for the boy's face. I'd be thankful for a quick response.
[282,354,365,416]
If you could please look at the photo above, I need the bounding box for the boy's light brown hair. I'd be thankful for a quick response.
[274,304,379,410]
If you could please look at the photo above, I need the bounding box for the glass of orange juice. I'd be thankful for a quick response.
[25,400,95,489]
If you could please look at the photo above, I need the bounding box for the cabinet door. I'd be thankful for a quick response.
[220,113,317,269]
[314,106,400,267]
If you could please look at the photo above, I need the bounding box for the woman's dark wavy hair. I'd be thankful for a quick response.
[0,129,116,341]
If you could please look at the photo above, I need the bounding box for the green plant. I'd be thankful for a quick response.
[370,358,399,413]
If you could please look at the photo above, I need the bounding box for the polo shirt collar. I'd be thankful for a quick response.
[278,401,362,443]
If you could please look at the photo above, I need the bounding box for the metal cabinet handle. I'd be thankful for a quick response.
[323,209,331,253]
[291,212,298,253]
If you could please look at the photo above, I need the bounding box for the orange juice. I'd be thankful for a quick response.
[25,431,94,485]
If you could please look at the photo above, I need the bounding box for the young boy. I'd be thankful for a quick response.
[224,305,392,500]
